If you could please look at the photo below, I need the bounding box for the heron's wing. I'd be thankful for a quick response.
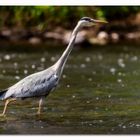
[5,69,58,99]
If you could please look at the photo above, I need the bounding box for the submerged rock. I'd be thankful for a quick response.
[64,30,87,44]
[28,37,42,44]
[111,32,119,42]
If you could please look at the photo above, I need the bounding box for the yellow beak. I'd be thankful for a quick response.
[93,19,108,24]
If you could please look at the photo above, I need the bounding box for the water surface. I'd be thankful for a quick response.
[0,44,140,134]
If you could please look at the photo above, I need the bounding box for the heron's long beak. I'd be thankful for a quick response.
[92,19,108,24]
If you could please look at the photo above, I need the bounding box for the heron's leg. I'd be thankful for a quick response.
[0,98,16,116]
[37,97,45,115]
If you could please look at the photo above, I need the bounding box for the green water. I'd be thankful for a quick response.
[0,44,140,134]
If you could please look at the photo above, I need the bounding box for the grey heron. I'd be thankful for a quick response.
[0,17,107,116]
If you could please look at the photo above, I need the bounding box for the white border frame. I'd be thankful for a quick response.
[0,0,140,5]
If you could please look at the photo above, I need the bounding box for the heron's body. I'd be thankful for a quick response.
[0,17,107,116]
[0,67,58,100]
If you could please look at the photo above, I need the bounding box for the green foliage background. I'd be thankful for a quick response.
[0,6,139,29]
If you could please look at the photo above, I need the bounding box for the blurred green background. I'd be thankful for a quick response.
[0,6,140,46]
[0,6,139,29]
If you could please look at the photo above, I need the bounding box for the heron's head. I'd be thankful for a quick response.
[78,17,108,27]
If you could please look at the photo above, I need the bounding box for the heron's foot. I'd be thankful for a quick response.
[36,111,41,116]
[0,113,6,117]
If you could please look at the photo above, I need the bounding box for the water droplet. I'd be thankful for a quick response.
[98,54,103,60]
[16,70,19,74]
[86,101,90,104]
[4,54,11,60]
[131,56,138,62]
[15,76,20,80]
[121,84,125,87]
[122,125,126,129]
[40,57,46,62]
[85,57,91,62]
[31,64,36,69]
[37,67,44,71]
[2,70,6,74]
[51,57,56,62]
[119,98,123,101]
[136,124,140,127]
[118,72,122,76]
[99,120,103,123]
[110,68,116,74]
[24,69,28,74]
[88,78,92,81]
[66,84,70,88]
[105,108,108,111]
[14,62,18,68]
[80,64,86,68]
[108,94,111,98]
[118,58,125,68]
[95,107,98,110]
[62,74,66,79]
[89,123,92,126]
[72,95,76,98]
[24,64,29,68]
[92,71,96,75]
[117,79,122,83]
[111,128,114,131]
[96,97,99,100]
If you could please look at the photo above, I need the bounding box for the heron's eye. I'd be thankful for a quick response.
[80,17,91,22]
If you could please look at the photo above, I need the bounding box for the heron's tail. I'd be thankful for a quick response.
[0,89,7,100]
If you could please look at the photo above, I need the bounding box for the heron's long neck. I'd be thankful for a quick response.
[53,23,81,76]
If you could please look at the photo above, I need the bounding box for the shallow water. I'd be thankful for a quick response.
[0,44,140,134]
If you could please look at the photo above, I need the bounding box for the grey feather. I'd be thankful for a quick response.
[1,67,58,100]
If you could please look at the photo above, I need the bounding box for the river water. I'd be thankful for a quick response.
[0,44,140,134]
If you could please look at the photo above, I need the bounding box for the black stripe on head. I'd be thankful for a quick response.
[80,17,92,22]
